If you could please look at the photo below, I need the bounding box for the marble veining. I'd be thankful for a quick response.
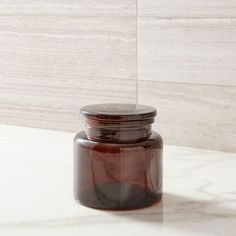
[0,124,235,236]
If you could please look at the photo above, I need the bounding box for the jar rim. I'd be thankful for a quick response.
[80,103,157,121]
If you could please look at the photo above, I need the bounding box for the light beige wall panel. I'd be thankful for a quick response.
[0,16,136,130]
[139,0,236,17]
[139,80,236,152]
[0,0,136,16]
[139,18,236,86]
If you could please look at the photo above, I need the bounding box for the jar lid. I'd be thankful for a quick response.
[80,103,156,121]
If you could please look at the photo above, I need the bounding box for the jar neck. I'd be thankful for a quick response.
[84,118,154,143]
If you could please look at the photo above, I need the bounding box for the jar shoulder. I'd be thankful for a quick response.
[149,130,163,148]
[74,130,163,149]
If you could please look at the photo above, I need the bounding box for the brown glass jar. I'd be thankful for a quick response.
[74,103,163,210]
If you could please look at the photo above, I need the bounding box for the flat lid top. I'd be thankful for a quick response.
[80,103,156,121]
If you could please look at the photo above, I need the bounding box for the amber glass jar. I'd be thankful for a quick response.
[74,103,163,210]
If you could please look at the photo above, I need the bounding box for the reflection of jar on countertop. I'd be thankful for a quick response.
[74,103,163,210]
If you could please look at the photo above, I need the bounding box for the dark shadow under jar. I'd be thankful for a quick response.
[74,103,163,210]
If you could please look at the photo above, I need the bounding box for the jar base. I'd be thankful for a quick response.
[75,182,162,210]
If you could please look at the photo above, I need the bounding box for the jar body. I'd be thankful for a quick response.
[74,131,163,210]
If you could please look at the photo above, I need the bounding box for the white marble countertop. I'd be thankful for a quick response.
[0,124,235,236]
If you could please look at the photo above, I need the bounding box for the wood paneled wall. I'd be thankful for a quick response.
[138,0,236,152]
[0,0,235,152]
[0,1,137,132]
